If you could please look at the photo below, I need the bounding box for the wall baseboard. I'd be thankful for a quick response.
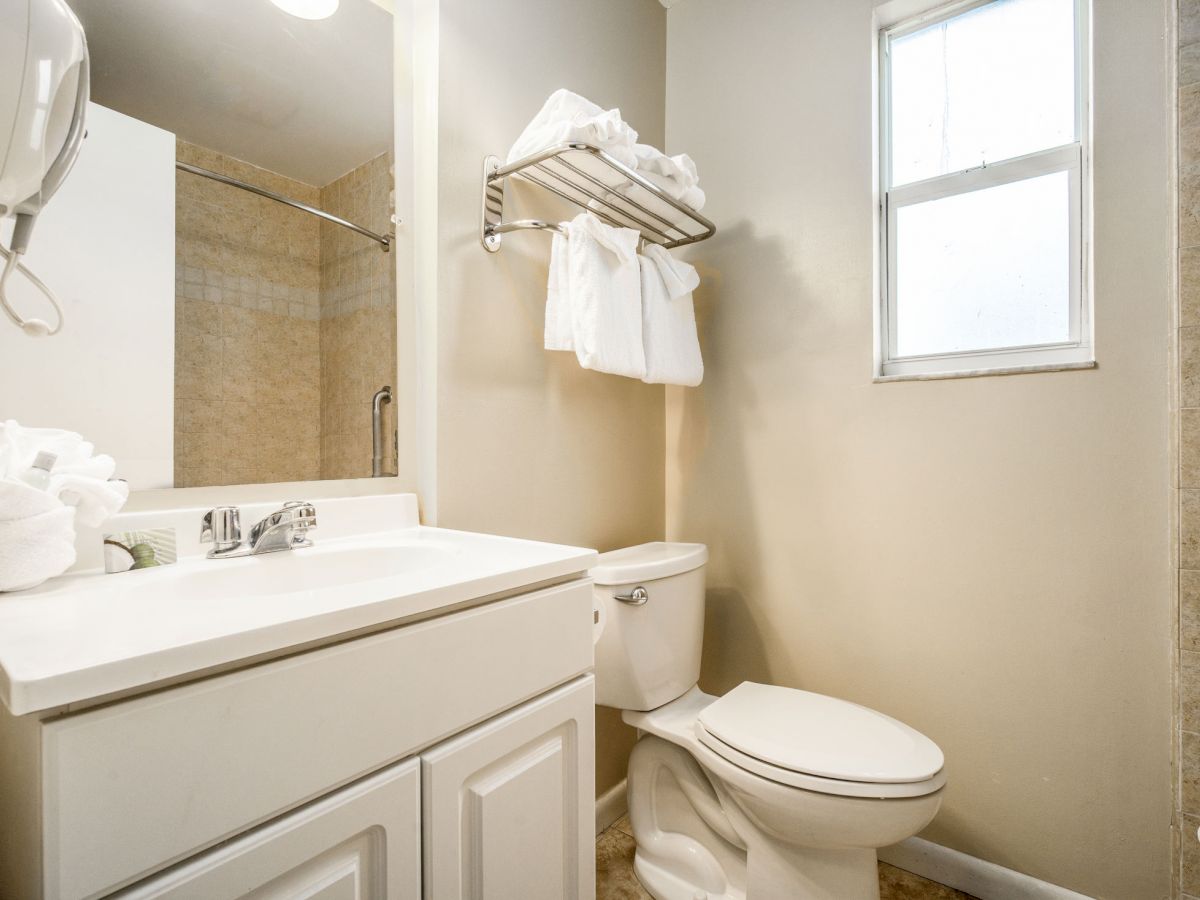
[596,778,628,836]
[878,838,1094,900]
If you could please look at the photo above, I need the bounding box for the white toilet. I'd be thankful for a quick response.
[592,542,945,900]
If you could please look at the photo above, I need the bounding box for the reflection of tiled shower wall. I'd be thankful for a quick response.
[174,142,395,486]
[318,152,397,480]
[174,141,321,487]
[1182,4,1200,896]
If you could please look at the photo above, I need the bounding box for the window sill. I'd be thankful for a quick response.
[873,359,1097,383]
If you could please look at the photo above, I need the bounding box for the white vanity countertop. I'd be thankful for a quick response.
[0,494,597,716]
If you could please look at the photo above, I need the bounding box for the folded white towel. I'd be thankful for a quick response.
[545,230,574,351]
[0,420,128,527]
[632,144,706,211]
[0,482,77,591]
[564,213,645,379]
[639,244,703,386]
[507,89,639,170]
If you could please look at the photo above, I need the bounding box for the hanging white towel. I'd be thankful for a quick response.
[632,144,706,211]
[507,89,639,170]
[564,213,645,379]
[639,244,703,386]
[545,230,574,351]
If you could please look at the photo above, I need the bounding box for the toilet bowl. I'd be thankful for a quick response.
[592,543,945,900]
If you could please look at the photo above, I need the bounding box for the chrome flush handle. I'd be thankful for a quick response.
[614,586,649,605]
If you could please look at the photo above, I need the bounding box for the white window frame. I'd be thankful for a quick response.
[877,0,1092,381]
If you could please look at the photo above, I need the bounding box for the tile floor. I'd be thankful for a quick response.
[596,816,978,900]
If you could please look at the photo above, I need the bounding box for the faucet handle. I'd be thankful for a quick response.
[281,500,316,521]
[201,506,241,552]
[283,501,316,545]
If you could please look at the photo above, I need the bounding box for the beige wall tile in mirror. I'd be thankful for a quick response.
[64,0,399,488]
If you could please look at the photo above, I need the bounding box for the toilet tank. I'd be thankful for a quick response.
[592,542,708,711]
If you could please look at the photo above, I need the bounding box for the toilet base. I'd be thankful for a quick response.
[741,841,880,900]
[626,732,926,900]
[631,827,881,900]
[634,851,745,900]
[627,734,748,898]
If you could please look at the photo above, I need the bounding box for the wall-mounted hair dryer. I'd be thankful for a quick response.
[0,0,89,337]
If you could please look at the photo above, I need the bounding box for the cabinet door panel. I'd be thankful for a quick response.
[422,676,595,900]
[115,758,420,900]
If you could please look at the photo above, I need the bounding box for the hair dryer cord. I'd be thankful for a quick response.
[0,243,64,337]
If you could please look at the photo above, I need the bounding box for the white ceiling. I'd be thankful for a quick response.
[67,0,393,187]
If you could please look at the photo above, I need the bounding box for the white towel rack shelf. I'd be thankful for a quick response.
[480,142,716,253]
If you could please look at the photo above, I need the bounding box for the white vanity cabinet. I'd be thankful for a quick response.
[0,577,596,900]
[423,677,594,900]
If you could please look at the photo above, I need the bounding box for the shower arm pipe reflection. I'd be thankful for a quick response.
[175,162,395,252]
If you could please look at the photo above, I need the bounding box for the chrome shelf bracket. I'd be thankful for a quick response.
[481,155,505,253]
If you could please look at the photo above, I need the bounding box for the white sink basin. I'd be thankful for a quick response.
[123,542,452,602]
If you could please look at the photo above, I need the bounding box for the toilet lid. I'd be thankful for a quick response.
[695,682,944,784]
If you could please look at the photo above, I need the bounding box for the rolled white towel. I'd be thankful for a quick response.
[53,471,129,528]
[639,244,703,387]
[565,213,645,379]
[0,420,127,527]
[632,144,706,211]
[507,89,639,170]
[0,482,77,592]
[0,420,108,478]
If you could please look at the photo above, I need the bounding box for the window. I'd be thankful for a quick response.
[878,0,1090,379]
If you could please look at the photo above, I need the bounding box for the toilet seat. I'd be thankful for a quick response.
[694,725,945,798]
[693,682,945,799]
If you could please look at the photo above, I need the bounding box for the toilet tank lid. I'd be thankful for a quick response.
[591,542,708,585]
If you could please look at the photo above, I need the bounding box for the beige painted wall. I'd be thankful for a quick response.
[421,0,668,796]
[664,1,1173,898]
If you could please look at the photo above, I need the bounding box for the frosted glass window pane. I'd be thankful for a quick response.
[894,171,1071,357]
[890,0,1076,186]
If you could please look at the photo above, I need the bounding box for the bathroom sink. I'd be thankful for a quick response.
[123,542,453,602]
[0,494,599,716]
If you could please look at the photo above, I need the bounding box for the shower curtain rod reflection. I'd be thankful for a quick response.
[175,161,395,252]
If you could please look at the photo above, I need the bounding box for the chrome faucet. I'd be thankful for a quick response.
[200,501,317,559]
[248,502,317,554]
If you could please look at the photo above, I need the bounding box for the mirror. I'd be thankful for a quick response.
[53,0,397,488]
